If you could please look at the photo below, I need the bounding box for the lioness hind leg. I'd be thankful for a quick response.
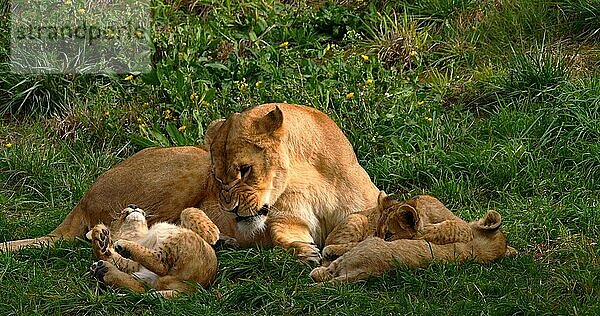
[179,208,220,245]
[0,236,58,252]
[90,260,146,293]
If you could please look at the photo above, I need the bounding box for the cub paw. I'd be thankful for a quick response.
[290,241,322,266]
[309,267,332,282]
[214,234,239,250]
[88,225,113,260]
[114,240,132,259]
[90,260,109,283]
[320,246,339,267]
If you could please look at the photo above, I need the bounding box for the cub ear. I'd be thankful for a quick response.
[203,118,226,147]
[377,191,388,207]
[254,105,283,135]
[384,204,419,229]
[376,191,399,210]
[473,210,502,231]
[397,204,420,230]
[85,230,93,241]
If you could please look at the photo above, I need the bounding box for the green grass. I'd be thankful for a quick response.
[1,0,599,314]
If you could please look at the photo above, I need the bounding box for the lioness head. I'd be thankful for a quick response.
[205,105,289,235]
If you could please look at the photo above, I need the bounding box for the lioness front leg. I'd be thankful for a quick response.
[269,217,321,264]
[114,240,170,276]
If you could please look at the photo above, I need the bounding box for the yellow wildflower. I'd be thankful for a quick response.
[135,31,142,37]
[63,0,71,4]
[425,117,433,123]
[409,51,417,57]
[325,43,331,51]
[360,55,369,62]
[124,75,133,80]
[104,111,110,116]
[77,8,85,14]
[5,143,12,148]
[190,92,198,101]
[255,81,263,87]
[279,41,289,48]
[142,102,149,108]
[345,92,354,100]
[201,100,209,106]
[137,118,142,123]
[178,125,187,132]
[417,101,424,105]
[164,109,172,119]
[139,123,147,128]
[365,79,373,85]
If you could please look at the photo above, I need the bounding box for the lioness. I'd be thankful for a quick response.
[1,103,379,263]
[311,197,517,283]
[88,205,218,297]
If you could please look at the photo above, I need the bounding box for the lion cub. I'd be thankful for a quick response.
[87,205,219,297]
[312,196,516,283]
[321,193,474,266]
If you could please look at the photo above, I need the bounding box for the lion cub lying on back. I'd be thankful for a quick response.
[312,194,516,283]
[87,205,219,297]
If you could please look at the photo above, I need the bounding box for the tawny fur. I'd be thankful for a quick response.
[311,198,517,283]
[1,103,379,263]
[321,193,473,266]
[88,206,219,297]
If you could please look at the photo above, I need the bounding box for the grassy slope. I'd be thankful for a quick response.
[1,0,599,314]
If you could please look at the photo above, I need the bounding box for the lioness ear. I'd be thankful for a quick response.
[254,105,283,135]
[203,118,226,147]
[474,210,502,231]
[85,230,93,241]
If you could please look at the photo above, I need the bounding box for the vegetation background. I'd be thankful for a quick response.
[1,0,599,314]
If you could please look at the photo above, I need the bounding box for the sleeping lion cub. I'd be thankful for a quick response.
[87,205,219,297]
[312,194,516,283]
[321,193,474,266]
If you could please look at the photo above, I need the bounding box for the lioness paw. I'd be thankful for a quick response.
[290,241,322,265]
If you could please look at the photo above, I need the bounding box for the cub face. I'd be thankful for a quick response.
[206,106,289,235]
[374,194,422,242]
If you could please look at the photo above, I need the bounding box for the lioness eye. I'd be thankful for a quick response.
[240,165,252,178]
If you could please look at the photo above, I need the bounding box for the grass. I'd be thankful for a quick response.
[1,0,599,314]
